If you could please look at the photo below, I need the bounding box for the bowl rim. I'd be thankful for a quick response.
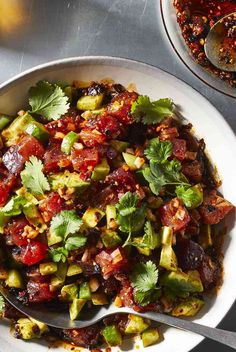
[159,0,236,99]
[0,55,235,351]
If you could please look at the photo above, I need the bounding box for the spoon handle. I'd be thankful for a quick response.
[134,310,236,349]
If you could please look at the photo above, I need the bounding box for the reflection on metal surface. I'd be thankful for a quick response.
[0,0,26,35]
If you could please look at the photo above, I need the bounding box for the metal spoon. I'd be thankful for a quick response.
[205,12,236,72]
[1,285,236,349]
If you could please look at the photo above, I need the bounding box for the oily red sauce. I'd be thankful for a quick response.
[174,0,236,87]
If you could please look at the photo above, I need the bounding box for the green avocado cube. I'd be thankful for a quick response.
[161,270,203,294]
[82,207,105,228]
[125,314,149,334]
[61,283,79,302]
[49,171,90,193]
[159,244,178,271]
[51,262,68,289]
[106,204,117,230]
[0,114,14,130]
[172,297,204,317]
[14,318,41,340]
[77,94,104,111]
[142,328,160,347]
[23,204,47,233]
[69,298,86,320]
[110,140,129,152]
[67,264,82,277]
[61,131,79,155]
[5,269,24,289]
[91,292,108,305]
[122,152,137,170]
[2,112,34,146]
[39,262,57,276]
[133,237,151,256]
[101,228,122,248]
[91,158,110,181]
[25,121,50,144]
[79,282,91,300]
[102,325,123,346]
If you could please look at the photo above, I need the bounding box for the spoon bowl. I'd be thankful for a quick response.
[205,12,236,72]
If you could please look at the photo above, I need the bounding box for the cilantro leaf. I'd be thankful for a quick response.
[29,81,70,120]
[176,184,203,209]
[65,235,87,251]
[0,295,5,313]
[144,138,172,164]
[49,247,68,263]
[116,192,146,247]
[50,210,83,240]
[0,195,27,216]
[130,261,159,306]
[131,96,173,125]
[141,221,161,249]
[20,156,50,196]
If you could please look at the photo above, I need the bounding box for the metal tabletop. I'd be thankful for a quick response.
[0,0,235,351]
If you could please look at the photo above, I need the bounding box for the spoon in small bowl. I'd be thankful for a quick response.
[1,284,236,349]
[204,12,236,72]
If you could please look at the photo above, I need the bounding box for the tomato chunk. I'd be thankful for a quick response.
[199,190,234,224]
[172,138,187,161]
[182,160,203,183]
[159,197,191,232]
[5,217,29,246]
[79,129,106,147]
[39,192,64,222]
[44,142,70,173]
[107,91,138,124]
[95,248,128,279]
[71,147,100,172]
[105,167,136,193]
[20,240,47,266]
[27,280,56,302]
[45,115,81,136]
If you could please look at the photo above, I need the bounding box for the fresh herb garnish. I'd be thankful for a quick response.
[139,221,161,250]
[175,184,203,209]
[64,236,87,251]
[130,261,159,306]
[29,80,70,120]
[131,96,173,125]
[20,156,50,196]
[116,192,146,247]
[49,247,68,263]
[144,138,172,164]
[0,195,27,216]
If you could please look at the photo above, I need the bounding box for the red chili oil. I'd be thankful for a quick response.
[183,0,236,17]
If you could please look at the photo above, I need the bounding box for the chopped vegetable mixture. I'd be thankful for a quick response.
[0,79,234,350]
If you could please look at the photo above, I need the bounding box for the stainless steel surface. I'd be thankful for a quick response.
[205,12,236,72]
[1,285,236,350]
[0,1,235,351]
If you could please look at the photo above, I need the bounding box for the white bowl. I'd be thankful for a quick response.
[0,56,235,352]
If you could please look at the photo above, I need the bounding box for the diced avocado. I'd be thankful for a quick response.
[91,158,110,181]
[61,131,79,155]
[142,328,160,347]
[49,171,90,193]
[159,244,178,271]
[69,298,86,320]
[102,325,123,346]
[82,207,105,228]
[23,204,47,233]
[133,237,151,256]
[106,204,117,230]
[101,228,122,248]
[122,152,137,170]
[14,318,41,340]
[0,212,10,234]
[5,269,24,289]
[61,283,78,302]
[25,121,50,143]
[16,187,38,205]
[47,229,63,246]
[79,282,91,300]
[91,292,108,305]
[110,140,129,152]
[161,226,173,246]
[2,112,34,146]
[39,262,57,276]
[0,114,14,130]
[29,318,49,334]
[64,86,73,101]
[161,270,203,294]
[199,224,212,249]
[51,262,68,289]
[77,94,104,111]
[67,263,82,276]
[125,314,149,334]
[172,297,204,317]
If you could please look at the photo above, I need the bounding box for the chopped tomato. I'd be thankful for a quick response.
[44,142,70,173]
[27,280,56,302]
[182,160,203,183]
[5,217,29,246]
[71,147,100,172]
[45,114,81,136]
[39,192,64,222]
[0,184,10,207]
[95,248,128,279]
[79,129,106,147]
[107,91,138,124]
[95,114,122,139]
[159,127,179,141]
[199,190,234,224]
[172,138,187,161]
[159,198,191,232]
[20,240,47,266]
[105,167,136,193]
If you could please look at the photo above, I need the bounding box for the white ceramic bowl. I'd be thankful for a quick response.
[0,56,235,352]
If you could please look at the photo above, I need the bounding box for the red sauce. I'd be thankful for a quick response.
[185,0,236,17]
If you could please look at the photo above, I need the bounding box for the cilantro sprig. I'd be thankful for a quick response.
[130,261,159,306]
[131,96,173,125]
[20,156,50,196]
[49,210,86,263]
[135,221,161,250]
[29,81,70,120]
[116,192,146,247]
[142,138,190,196]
